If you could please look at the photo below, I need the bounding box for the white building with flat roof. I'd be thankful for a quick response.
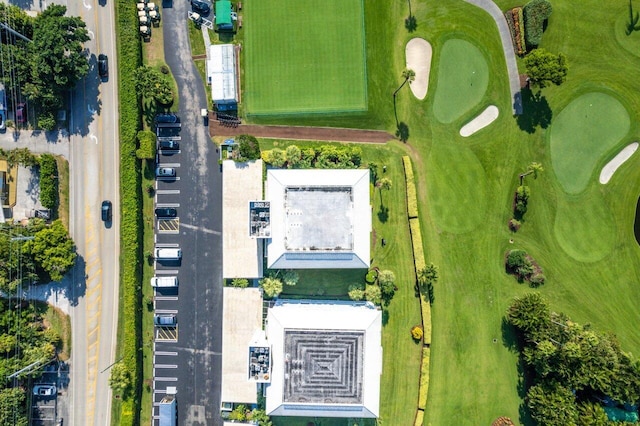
[266,169,371,269]
[207,44,237,107]
[265,300,382,418]
[222,160,263,279]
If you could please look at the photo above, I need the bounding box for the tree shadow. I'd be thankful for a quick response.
[516,88,552,133]
[405,16,417,32]
[626,0,640,35]
[501,316,520,353]
[396,122,409,142]
[377,205,389,223]
[381,308,389,326]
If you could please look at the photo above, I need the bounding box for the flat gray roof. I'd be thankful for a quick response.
[284,187,353,251]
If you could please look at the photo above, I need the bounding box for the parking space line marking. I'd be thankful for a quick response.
[156,190,180,195]
[154,377,178,381]
[155,243,179,248]
[155,351,178,356]
[155,269,179,274]
[156,177,180,181]
[161,163,181,167]
[156,203,180,207]
[154,309,178,314]
[154,364,178,369]
[155,296,179,301]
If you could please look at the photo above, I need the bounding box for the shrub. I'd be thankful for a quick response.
[285,145,301,168]
[37,113,57,131]
[403,156,419,218]
[259,277,283,299]
[136,130,156,159]
[365,269,378,284]
[530,273,546,287]
[523,0,552,47]
[411,325,424,341]
[348,284,365,301]
[509,218,522,232]
[514,185,530,218]
[268,148,285,168]
[231,278,249,288]
[364,284,382,305]
[515,8,526,55]
[236,134,261,161]
[280,270,299,287]
[378,270,396,300]
[38,154,58,210]
[506,249,528,270]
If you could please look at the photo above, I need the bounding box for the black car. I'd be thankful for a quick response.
[98,54,108,78]
[191,0,210,15]
[101,200,112,222]
[155,207,177,218]
[159,140,179,150]
[155,113,179,124]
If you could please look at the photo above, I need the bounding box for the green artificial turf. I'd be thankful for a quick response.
[432,38,489,124]
[549,92,631,194]
[244,0,367,115]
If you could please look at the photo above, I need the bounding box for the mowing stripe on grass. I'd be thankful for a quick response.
[244,0,368,115]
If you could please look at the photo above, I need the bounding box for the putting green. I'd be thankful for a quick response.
[550,92,630,194]
[426,143,487,233]
[615,10,640,59]
[432,39,489,124]
[554,191,615,263]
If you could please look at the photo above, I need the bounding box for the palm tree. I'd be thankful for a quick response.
[393,69,416,127]
[519,162,544,185]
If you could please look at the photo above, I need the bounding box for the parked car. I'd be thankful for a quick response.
[159,140,179,150]
[0,109,5,130]
[98,54,108,78]
[15,103,26,124]
[155,113,179,124]
[101,200,112,222]
[33,385,57,396]
[191,0,210,15]
[155,207,177,217]
[156,167,176,178]
[154,314,177,327]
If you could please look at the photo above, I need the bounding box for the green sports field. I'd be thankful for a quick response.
[244,0,368,115]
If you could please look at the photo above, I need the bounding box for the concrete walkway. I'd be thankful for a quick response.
[0,128,70,159]
[464,0,522,115]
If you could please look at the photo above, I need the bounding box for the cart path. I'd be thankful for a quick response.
[209,115,394,144]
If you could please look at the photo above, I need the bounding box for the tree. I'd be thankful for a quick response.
[376,177,392,206]
[418,263,438,291]
[133,66,173,105]
[136,130,156,160]
[259,277,283,299]
[393,69,416,97]
[280,270,299,287]
[236,135,261,161]
[519,162,544,185]
[524,49,568,88]
[0,387,28,426]
[248,409,273,426]
[526,382,578,426]
[24,220,76,282]
[229,404,248,421]
[378,270,396,300]
[268,148,285,168]
[506,292,550,336]
[285,145,301,168]
[109,362,132,398]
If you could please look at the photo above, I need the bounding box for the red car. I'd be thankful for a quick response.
[15,103,26,124]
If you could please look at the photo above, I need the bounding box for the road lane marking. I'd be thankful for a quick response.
[180,223,221,235]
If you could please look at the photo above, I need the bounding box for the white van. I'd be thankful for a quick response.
[154,247,182,260]
[151,276,178,288]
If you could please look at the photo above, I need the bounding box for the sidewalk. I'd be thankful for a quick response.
[0,128,70,159]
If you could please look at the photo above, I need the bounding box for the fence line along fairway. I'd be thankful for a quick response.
[550,92,630,194]
[432,38,489,124]
[244,0,368,115]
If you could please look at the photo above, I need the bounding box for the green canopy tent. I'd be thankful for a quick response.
[215,0,234,32]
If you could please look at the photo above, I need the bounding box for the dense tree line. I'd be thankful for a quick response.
[506,293,640,425]
[0,220,76,293]
[0,4,89,130]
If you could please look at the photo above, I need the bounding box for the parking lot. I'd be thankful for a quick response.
[151,112,224,425]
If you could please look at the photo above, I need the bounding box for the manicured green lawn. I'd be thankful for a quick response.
[244,0,367,115]
[432,39,489,124]
[549,92,630,194]
[614,4,640,59]
[259,139,421,426]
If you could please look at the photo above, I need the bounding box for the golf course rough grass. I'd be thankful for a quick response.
[432,39,489,124]
[550,92,631,194]
[426,143,488,234]
[554,190,616,262]
[243,0,367,115]
[615,8,640,59]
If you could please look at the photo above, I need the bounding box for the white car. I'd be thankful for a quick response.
[33,385,57,396]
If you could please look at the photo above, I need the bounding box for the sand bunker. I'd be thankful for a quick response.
[599,142,639,184]
[405,38,432,100]
[459,106,499,137]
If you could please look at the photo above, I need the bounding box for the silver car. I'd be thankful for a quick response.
[154,314,177,327]
[155,167,176,178]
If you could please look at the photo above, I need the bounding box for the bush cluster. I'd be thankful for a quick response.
[505,249,545,286]
[505,8,526,56]
[523,0,552,47]
[411,325,423,341]
[38,154,58,210]
[402,156,419,218]
[514,185,530,219]
[115,0,143,423]
[235,135,261,162]
[136,130,156,160]
[263,144,362,169]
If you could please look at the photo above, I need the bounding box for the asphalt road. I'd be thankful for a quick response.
[152,1,224,425]
[65,0,120,425]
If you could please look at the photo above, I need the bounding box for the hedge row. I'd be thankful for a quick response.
[523,0,552,47]
[505,7,526,56]
[417,347,430,410]
[115,0,143,424]
[38,154,58,210]
[409,218,426,272]
[402,156,419,219]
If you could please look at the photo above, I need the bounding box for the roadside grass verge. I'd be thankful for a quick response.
[55,156,69,230]
[186,21,212,107]
[259,138,421,426]
[38,302,71,362]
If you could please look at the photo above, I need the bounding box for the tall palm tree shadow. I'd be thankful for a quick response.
[516,88,552,134]
[396,122,410,142]
[405,16,417,32]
